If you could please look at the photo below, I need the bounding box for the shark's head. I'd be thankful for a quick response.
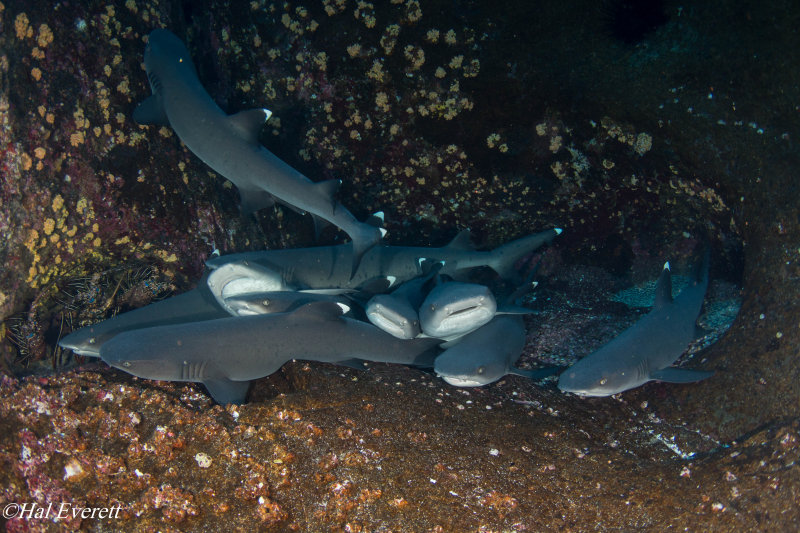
[365,295,420,339]
[434,349,506,387]
[420,282,497,339]
[143,29,198,91]
[101,341,212,382]
[207,262,289,313]
[557,361,640,397]
[58,326,108,357]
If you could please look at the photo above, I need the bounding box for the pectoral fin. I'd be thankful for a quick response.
[239,188,276,214]
[203,378,251,404]
[650,367,714,384]
[509,366,562,380]
[133,95,169,126]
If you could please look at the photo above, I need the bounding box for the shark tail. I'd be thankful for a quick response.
[349,223,385,279]
[487,228,562,281]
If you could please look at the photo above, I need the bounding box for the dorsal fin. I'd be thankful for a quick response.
[228,108,271,144]
[290,301,344,320]
[445,229,473,250]
[366,211,385,228]
[239,188,275,214]
[653,262,673,308]
[315,179,341,207]
[133,95,169,126]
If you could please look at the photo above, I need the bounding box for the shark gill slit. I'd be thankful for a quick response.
[181,360,207,380]
[636,357,649,381]
[147,72,163,93]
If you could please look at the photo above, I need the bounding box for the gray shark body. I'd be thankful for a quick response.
[133,29,382,272]
[223,291,352,316]
[206,228,561,291]
[99,301,441,404]
[558,256,714,397]
[434,315,560,387]
[58,279,229,357]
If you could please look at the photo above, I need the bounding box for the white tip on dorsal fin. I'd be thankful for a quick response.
[379,228,388,238]
[366,211,386,229]
[654,262,673,308]
[386,276,397,287]
[228,108,271,144]
[336,302,351,314]
[554,228,563,235]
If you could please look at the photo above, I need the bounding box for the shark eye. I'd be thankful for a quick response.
[477,366,485,375]
[88,337,96,344]
[599,377,608,385]
[123,362,131,368]
[262,299,271,306]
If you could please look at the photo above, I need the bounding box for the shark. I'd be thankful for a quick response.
[58,275,230,357]
[434,315,560,387]
[206,228,562,291]
[223,291,352,317]
[132,29,383,274]
[206,260,352,315]
[557,254,715,397]
[99,301,442,404]
[419,282,497,340]
[365,261,443,339]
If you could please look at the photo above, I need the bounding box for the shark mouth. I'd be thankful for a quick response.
[366,304,420,340]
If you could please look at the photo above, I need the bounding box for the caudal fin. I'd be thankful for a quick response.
[349,223,385,279]
[487,228,562,281]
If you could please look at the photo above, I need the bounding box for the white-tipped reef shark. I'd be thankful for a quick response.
[224,291,352,317]
[133,29,383,274]
[206,260,353,315]
[58,274,230,357]
[419,282,497,340]
[206,228,562,290]
[365,261,442,339]
[434,315,560,387]
[99,301,442,404]
[558,253,715,397]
